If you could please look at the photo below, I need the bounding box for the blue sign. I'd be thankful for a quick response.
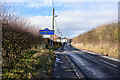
[39,28,54,35]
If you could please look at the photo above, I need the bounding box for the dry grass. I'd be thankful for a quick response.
[72,43,119,59]
[72,22,119,59]
[1,3,57,79]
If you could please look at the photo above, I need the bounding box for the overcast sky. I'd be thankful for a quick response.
[2,0,119,38]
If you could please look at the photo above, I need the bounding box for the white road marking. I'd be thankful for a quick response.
[69,54,86,67]
[102,56,120,62]
[81,49,101,56]
[80,49,120,63]
[86,54,95,59]
[65,54,83,78]
[99,60,118,68]
[69,54,102,78]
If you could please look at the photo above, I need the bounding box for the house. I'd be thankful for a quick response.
[49,35,59,42]
[61,37,68,43]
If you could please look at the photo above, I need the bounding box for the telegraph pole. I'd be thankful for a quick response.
[52,0,58,49]
[57,29,59,37]
[58,29,60,46]
[41,35,43,49]
[61,32,62,43]
[52,0,55,49]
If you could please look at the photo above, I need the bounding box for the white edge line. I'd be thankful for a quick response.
[99,60,118,68]
[80,49,120,62]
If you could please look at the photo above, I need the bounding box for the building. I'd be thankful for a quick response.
[61,37,68,43]
[49,35,59,42]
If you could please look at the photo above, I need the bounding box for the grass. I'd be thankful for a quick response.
[73,43,119,59]
[72,22,119,59]
[1,3,59,79]
[2,49,55,79]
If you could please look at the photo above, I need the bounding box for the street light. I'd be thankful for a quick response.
[55,15,58,17]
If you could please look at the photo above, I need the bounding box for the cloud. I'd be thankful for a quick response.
[25,2,63,8]
[15,1,118,38]
[28,16,52,29]
[25,2,52,8]
[28,8,117,38]
[2,0,120,2]
[1,1,118,39]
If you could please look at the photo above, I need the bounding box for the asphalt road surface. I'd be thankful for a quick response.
[51,52,78,79]
[63,43,120,80]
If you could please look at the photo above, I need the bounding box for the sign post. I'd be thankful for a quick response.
[39,28,54,53]
[50,35,52,53]
[41,36,43,49]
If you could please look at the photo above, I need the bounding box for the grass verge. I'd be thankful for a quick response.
[72,43,119,59]
[2,49,55,79]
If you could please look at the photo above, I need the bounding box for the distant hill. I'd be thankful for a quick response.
[72,22,119,59]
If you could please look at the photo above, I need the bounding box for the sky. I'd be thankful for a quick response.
[2,0,119,38]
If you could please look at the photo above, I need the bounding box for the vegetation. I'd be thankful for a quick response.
[2,49,55,79]
[72,22,119,59]
[2,3,42,70]
[1,3,58,79]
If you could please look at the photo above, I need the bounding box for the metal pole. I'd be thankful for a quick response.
[52,6,55,49]
[50,35,51,53]
[58,29,59,37]
[61,32,62,43]
[57,29,59,46]
[41,35,43,49]
[0,3,2,79]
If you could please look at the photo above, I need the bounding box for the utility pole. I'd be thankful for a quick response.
[41,35,43,49]
[61,32,62,43]
[0,4,2,53]
[52,0,55,49]
[50,35,52,53]
[57,29,60,47]
[52,0,58,49]
[57,29,59,37]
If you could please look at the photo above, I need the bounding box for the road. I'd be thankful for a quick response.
[62,43,120,79]
[51,52,78,79]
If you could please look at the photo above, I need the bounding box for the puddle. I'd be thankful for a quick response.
[56,75,60,78]
[52,54,78,78]
[56,57,61,63]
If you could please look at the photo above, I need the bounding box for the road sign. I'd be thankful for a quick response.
[39,28,54,35]
[39,28,54,53]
